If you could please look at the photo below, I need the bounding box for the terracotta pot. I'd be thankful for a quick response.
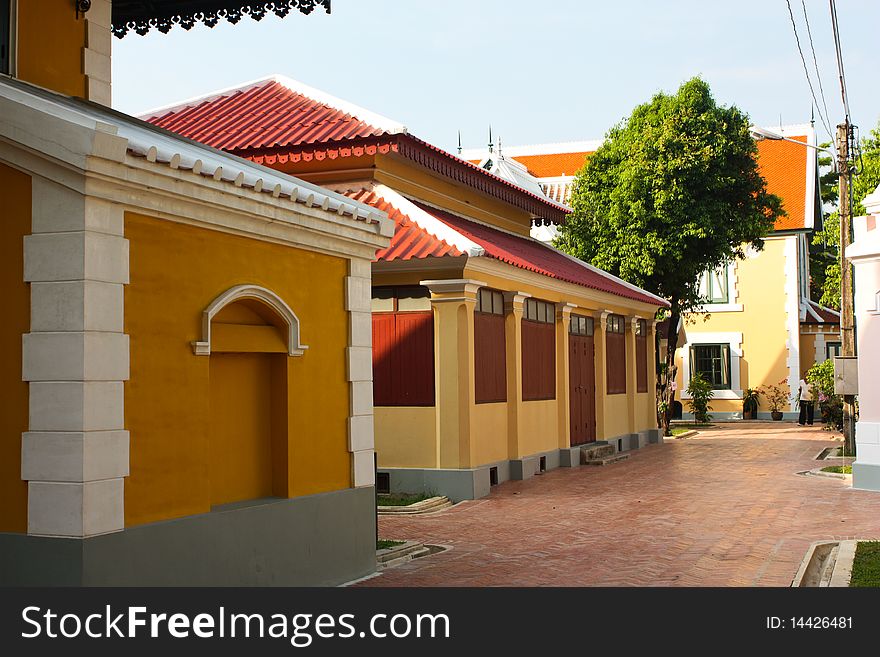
[771,411,783,421]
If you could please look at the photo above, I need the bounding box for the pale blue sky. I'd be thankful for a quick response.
[112,0,879,151]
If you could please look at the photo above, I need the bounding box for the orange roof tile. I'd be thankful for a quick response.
[510,152,593,178]
[500,135,811,231]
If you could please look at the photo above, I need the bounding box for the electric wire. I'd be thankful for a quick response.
[801,0,833,140]
[829,0,851,122]
[785,0,834,138]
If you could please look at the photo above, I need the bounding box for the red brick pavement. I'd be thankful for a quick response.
[359,423,880,587]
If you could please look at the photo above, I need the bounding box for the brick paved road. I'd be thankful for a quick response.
[360,423,880,586]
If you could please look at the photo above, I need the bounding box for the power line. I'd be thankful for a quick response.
[829,0,851,122]
[801,0,833,138]
[785,0,834,138]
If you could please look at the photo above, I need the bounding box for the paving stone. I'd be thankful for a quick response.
[359,423,880,587]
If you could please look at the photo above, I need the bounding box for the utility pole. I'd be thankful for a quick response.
[837,121,856,455]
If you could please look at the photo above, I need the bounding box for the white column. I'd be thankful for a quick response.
[346,258,375,487]
[22,177,129,537]
[83,0,112,106]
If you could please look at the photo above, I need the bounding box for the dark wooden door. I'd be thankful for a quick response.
[569,334,596,445]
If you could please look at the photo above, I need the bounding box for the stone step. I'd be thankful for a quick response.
[377,496,453,515]
[584,453,630,466]
[580,444,615,462]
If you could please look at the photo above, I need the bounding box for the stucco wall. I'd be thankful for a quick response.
[374,406,438,468]
[604,394,630,438]
[675,238,793,409]
[472,402,508,465]
[0,163,31,532]
[123,212,351,527]
[17,1,87,98]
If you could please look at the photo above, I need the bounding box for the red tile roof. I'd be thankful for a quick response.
[513,152,593,178]
[415,201,665,305]
[802,300,840,325]
[348,187,666,306]
[345,189,463,261]
[146,80,393,151]
[145,78,569,224]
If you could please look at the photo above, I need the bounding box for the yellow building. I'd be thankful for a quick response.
[462,127,840,420]
[0,1,390,586]
[147,76,669,500]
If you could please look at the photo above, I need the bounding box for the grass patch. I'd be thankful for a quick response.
[377,539,405,551]
[821,465,852,474]
[670,428,691,436]
[850,541,880,587]
[377,493,434,507]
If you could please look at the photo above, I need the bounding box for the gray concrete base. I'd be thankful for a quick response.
[647,428,663,444]
[853,462,880,492]
[380,466,491,502]
[559,447,581,467]
[510,448,560,480]
[0,487,376,587]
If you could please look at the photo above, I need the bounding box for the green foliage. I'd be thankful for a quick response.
[743,387,760,413]
[850,542,880,588]
[821,465,851,474]
[758,380,790,413]
[806,359,843,430]
[811,119,880,309]
[555,78,783,316]
[686,372,714,423]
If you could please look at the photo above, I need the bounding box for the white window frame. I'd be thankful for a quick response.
[696,262,742,313]
[679,332,743,400]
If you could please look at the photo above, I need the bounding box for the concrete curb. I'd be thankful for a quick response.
[672,430,699,440]
[829,540,857,587]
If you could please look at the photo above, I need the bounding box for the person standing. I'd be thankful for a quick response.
[798,377,815,426]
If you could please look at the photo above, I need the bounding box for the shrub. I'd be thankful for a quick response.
[686,372,714,423]
[806,360,843,430]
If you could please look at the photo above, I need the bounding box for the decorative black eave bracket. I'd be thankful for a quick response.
[111,0,331,38]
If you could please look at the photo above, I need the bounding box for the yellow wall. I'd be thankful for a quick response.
[0,163,30,533]
[123,212,351,527]
[472,402,508,465]
[519,400,558,457]
[604,395,630,439]
[675,238,792,405]
[374,406,438,467]
[17,1,88,98]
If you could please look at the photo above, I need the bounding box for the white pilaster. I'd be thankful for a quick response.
[346,260,375,487]
[22,175,129,538]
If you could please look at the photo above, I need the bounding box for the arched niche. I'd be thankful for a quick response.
[192,284,308,356]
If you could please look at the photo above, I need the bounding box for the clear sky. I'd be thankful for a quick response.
[112,0,879,152]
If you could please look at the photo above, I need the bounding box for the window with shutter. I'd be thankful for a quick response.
[522,299,556,401]
[605,314,627,394]
[474,289,506,403]
[371,286,435,406]
[689,343,731,389]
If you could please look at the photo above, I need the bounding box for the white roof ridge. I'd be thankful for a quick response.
[371,185,484,256]
[137,73,407,136]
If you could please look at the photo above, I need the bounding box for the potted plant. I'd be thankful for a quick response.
[686,372,714,424]
[759,380,790,421]
[742,388,759,420]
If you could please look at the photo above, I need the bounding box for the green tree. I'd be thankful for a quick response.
[812,119,880,309]
[555,78,783,435]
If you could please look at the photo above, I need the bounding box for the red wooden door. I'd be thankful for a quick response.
[569,334,596,444]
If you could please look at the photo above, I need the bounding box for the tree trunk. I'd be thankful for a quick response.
[657,308,682,437]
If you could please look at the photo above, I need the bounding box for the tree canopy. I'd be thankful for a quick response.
[555,77,783,316]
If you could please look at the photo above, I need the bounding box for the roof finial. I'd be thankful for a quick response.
[457,130,462,155]
[810,106,815,127]
[498,135,503,158]
[488,125,494,154]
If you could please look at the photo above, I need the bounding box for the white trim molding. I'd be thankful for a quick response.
[192,285,308,357]
[679,331,744,400]
[346,259,375,488]
[783,236,802,411]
